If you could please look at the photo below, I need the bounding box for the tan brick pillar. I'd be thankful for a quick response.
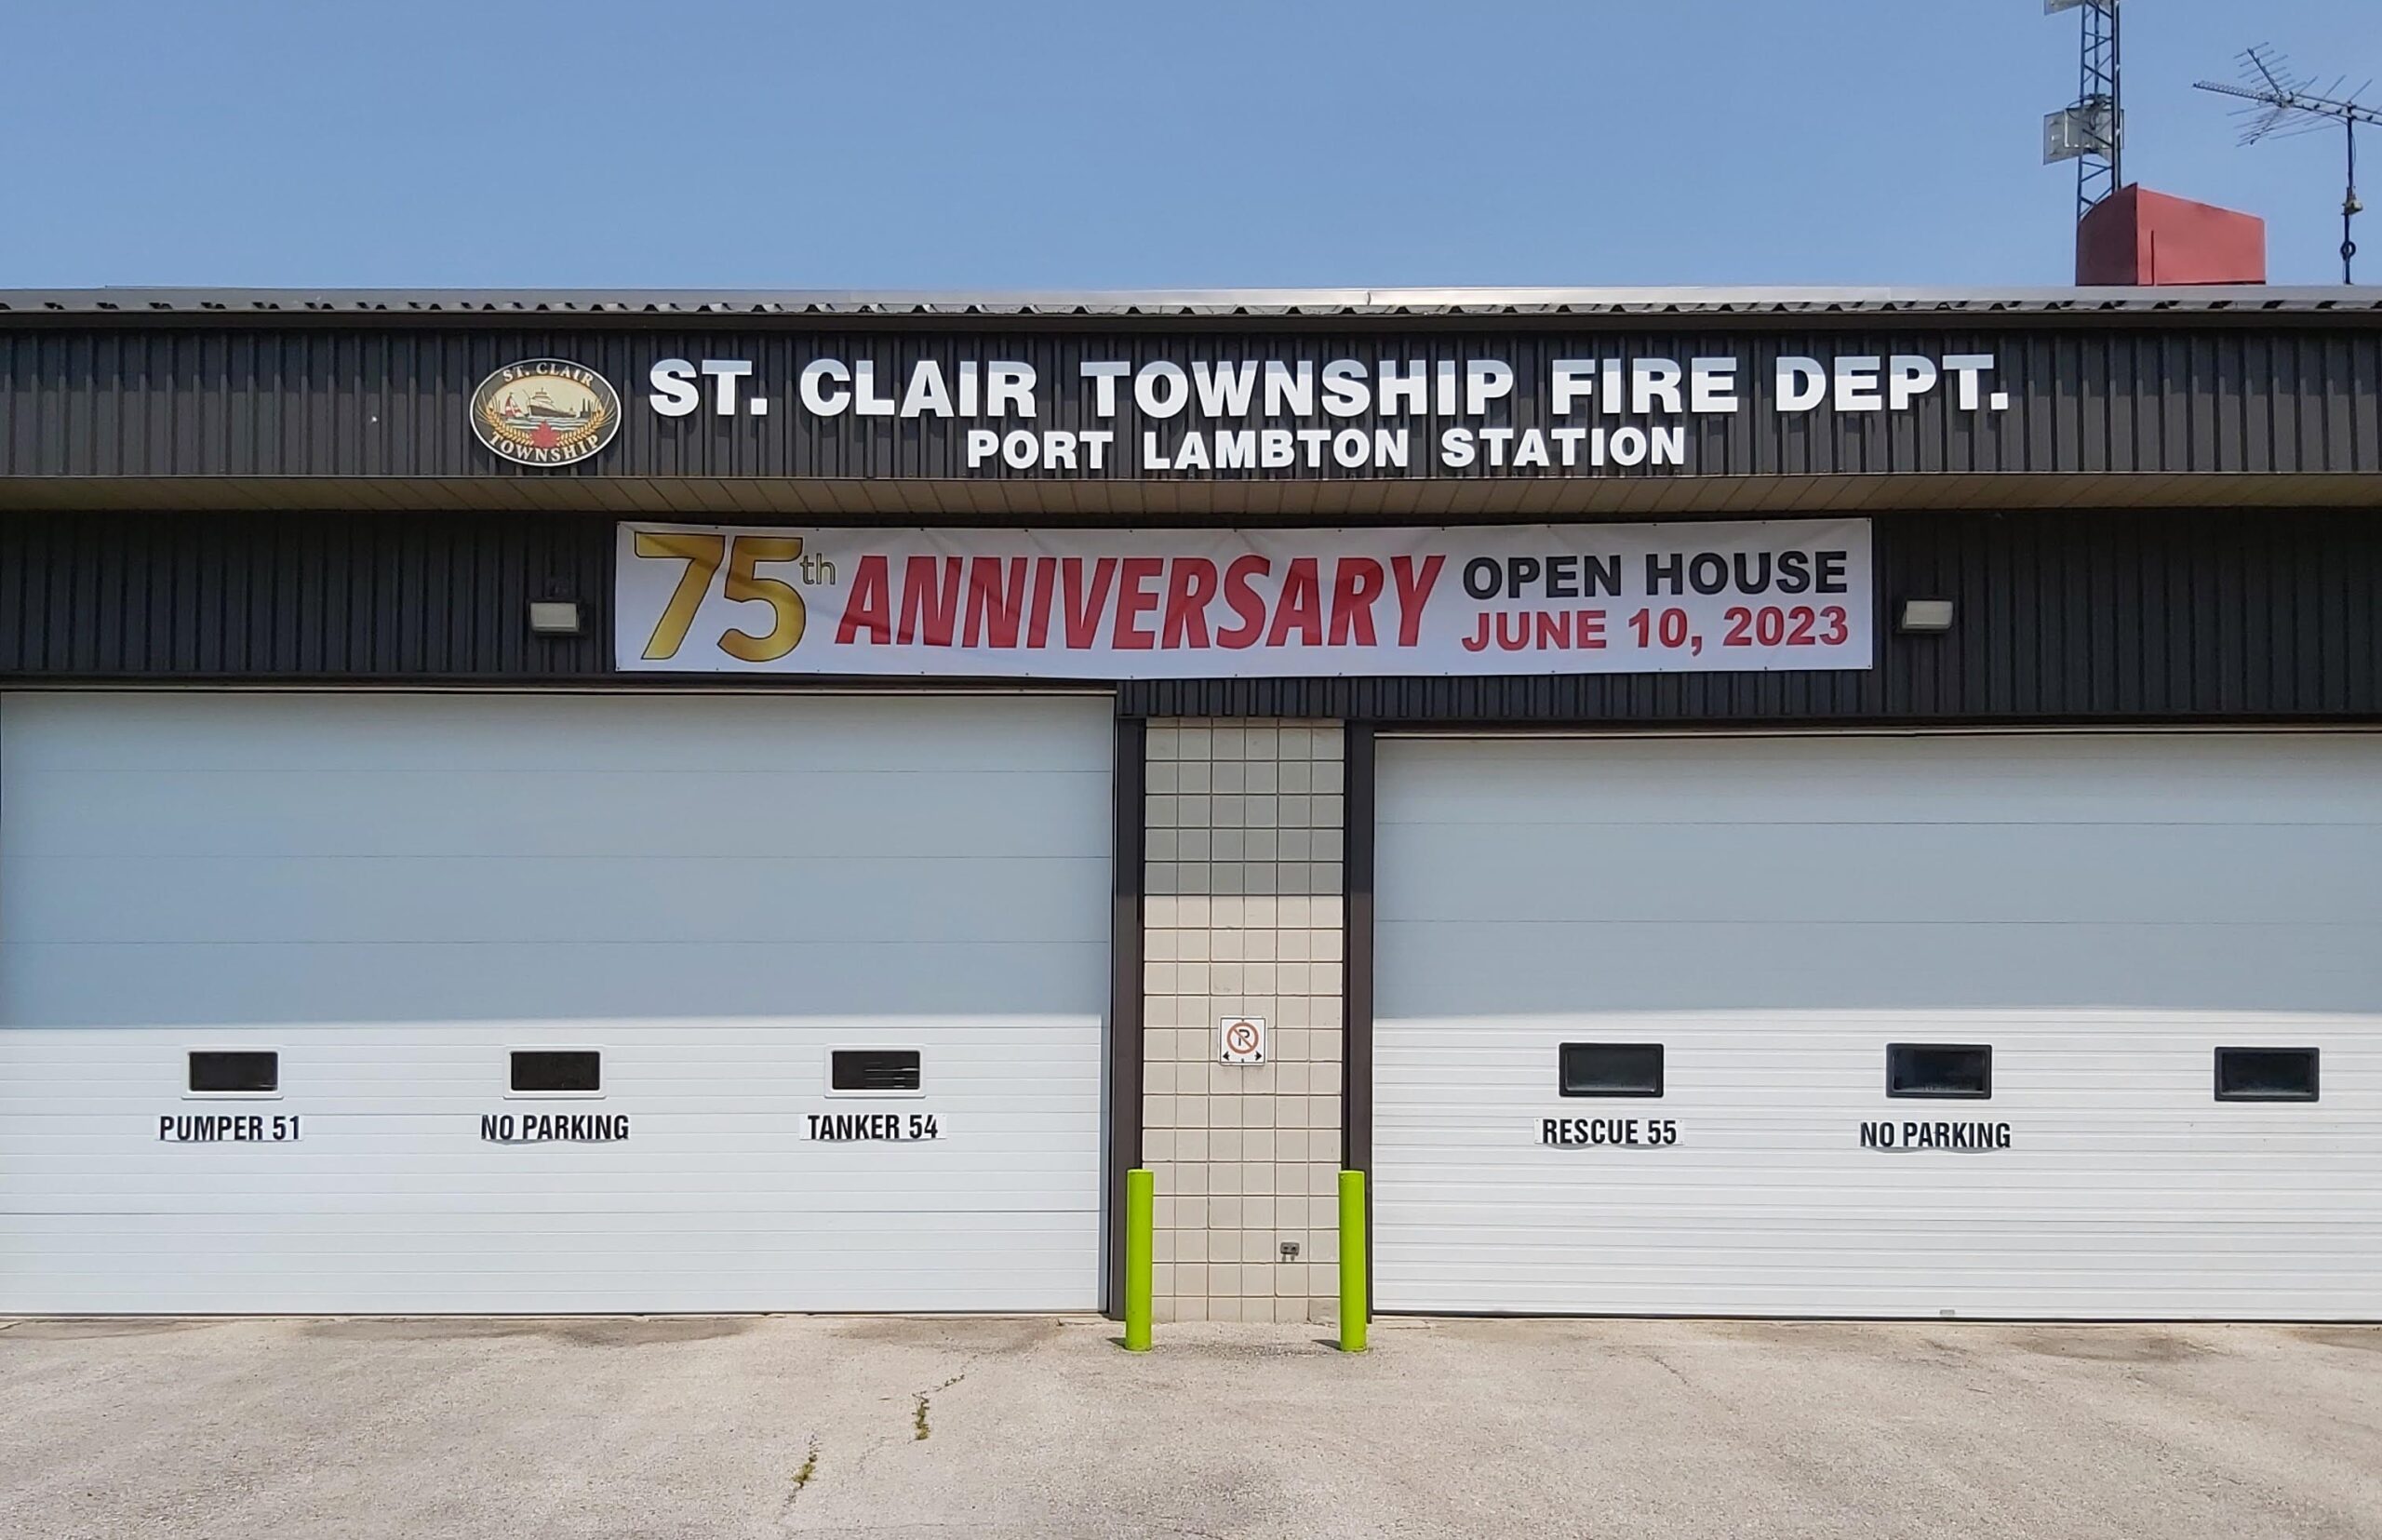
[1141,720,1345,1323]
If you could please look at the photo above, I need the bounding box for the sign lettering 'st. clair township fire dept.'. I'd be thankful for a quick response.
[643,353,2011,476]
[612,521,1872,678]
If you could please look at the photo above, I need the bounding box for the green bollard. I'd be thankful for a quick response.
[1123,1167,1154,1351]
[1338,1169,1368,1353]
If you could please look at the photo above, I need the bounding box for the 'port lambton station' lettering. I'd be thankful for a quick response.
[648,352,2012,476]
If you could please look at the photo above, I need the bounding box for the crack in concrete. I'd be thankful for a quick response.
[911,1373,965,1440]
[848,1348,997,1480]
[774,1431,825,1532]
[1641,1349,1696,1390]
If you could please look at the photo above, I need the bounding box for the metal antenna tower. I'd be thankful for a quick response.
[2045,0,2124,220]
[2196,45,2381,283]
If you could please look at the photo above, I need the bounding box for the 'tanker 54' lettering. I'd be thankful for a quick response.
[809,1113,940,1141]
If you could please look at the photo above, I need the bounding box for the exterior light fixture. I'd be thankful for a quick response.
[528,600,583,636]
[1897,598,1956,635]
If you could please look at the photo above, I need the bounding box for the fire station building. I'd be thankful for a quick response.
[0,286,2375,1321]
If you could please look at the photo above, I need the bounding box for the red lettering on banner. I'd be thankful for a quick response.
[1463,609,1610,652]
[1329,558,1386,646]
[1113,557,1164,649]
[625,520,1870,677]
[1027,556,1059,648]
[898,556,962,646]
[837,556,894,645]
[1217,556,1269,649]
[1162,559,1219,648]
[1063,558,1119,648]
[1390,555,1445,647]
[1268,558,1324,648]
[962,556,1028,648]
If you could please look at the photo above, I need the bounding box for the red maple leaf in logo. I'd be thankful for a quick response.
[528,420,561,449]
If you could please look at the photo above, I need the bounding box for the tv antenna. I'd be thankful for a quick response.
[2196,45,2380,282]
[2044,0,2124,221]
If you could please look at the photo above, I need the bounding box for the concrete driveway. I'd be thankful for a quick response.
[1,1314,2376,1539]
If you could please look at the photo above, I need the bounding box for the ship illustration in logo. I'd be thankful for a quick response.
[470,359,622,466]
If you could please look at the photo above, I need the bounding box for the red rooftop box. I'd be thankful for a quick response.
[2078,185,2267,286]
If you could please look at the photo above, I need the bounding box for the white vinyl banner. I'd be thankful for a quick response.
[613,519,1872,678]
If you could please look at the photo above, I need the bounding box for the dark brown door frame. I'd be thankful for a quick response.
[1342,722,1375,1177]
[1103,715,1146,1319]
[1342,721,1376,1318]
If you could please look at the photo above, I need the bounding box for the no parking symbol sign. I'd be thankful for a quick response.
[1219,1017,1267,1065]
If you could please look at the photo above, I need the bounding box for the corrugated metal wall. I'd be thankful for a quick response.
[2,508,2375,721]
[0,512,609,677]
[2,325,2376,481]
[1126,508,2382,721]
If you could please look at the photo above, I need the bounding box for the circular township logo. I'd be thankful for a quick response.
[471,358,621,467]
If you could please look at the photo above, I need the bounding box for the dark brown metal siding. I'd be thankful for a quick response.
[3,508,2376,723]
[3,325,2377,481]
[0,512,611,678]
[1121,508,2382,722]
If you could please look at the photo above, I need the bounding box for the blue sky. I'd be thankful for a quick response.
[5,0,2374,289]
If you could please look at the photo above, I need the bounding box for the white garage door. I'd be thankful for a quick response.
[0,691,1112,1314]
[1375,732,2382,1320]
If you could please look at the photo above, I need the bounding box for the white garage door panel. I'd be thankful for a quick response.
[0,692,1111,1314]
[0,769,1103,854]
[1375,733,2382,1320]
[1387,824,2381,925]
[1,946,1101,1026]
[11,693,1083,770]
[1394,737,2382,824]
[1380,926,2377,1014]
[1,1219,1092,1315]
[10,859,1098,944]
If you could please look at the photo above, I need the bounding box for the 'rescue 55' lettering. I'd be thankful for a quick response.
[615,520,1872,678]
[1542,1118,1679,1147]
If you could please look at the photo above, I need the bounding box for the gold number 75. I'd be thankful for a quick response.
[633,532,807,663]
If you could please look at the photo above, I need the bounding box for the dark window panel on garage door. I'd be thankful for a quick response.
[2215,1048,2320,1103]
[832,1050,923,1092]
[511,1051,601,1094]
[188,1051,277,1094]
[1887,1044,1992,1099]
[1559,1043,1665,1098]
